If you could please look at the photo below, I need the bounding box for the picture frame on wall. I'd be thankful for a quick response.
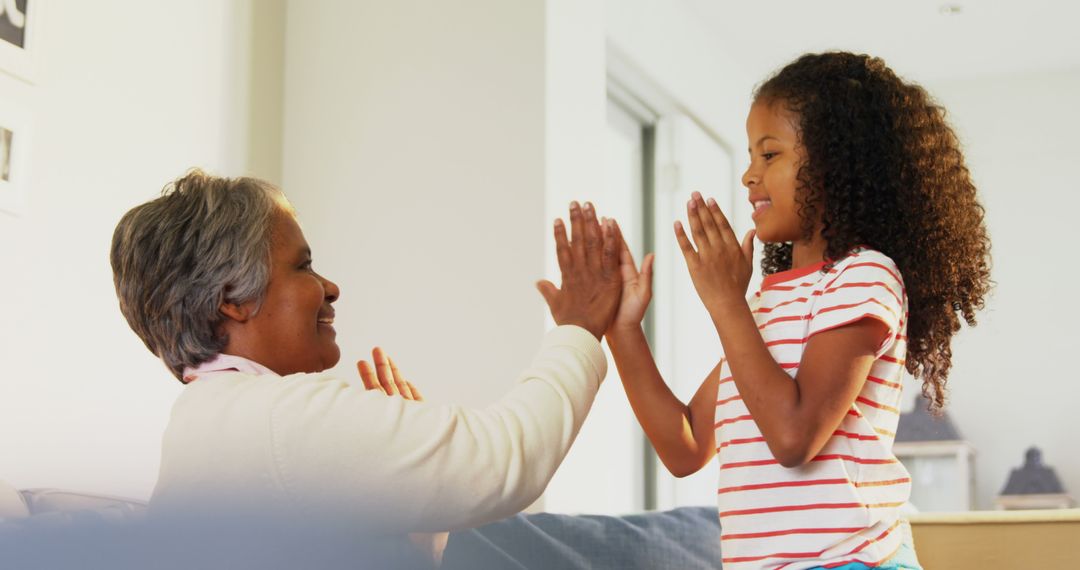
[0,0,40,84]
[0,99,31,216]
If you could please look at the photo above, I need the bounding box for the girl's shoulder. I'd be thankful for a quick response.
[833,247,902,277]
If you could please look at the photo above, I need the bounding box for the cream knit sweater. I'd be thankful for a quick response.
[150,325,606,533]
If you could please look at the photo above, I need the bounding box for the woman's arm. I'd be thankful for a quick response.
[607,325,718,477]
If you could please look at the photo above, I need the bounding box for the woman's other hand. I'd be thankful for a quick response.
[356,347,422,401]
[607,218,654,334]
[674,192,755,319]
[536,201,622,340]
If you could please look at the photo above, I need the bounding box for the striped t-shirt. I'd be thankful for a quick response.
[714,249,912,570]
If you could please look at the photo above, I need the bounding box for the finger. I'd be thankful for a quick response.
[601,219,619,276]
[674,220,698,260]
[612,219,639,283]
[536,280,559,309]
[373,347,397,396]
[553,218,573,275]
[582,202,602,271]
[356,360,384,393]
[641,253,655,293]
[569,201,585,266]
[693,192,723,246]
[406,381,424,402]
[389,357,414,400]
[741,229,756,264]
[685,198,710,251]
[706,196,738,247]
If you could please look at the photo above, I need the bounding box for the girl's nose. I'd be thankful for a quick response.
[742,166,759,188]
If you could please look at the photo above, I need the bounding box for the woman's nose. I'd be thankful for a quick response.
[321,275,340,303]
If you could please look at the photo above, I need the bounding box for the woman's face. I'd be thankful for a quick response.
[233,210,341,375]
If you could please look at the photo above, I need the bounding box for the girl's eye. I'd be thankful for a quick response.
[762,152,778,161]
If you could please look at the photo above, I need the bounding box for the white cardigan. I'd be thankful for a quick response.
[150,325,606,533]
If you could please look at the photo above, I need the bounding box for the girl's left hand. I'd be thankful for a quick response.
[357,347,423,401]
[674,192,756,317]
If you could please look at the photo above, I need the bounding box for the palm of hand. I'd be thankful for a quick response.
[611,224,655,329]
[675,194,756,309]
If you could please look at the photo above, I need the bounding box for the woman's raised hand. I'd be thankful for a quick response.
[536,201,622,340]
[357,347,422,401]
[674,192,756,317]
[607,218,654,333]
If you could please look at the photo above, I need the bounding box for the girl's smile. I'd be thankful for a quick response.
[749,197,772,221]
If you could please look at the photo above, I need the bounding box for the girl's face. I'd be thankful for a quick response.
[741,100,808,243]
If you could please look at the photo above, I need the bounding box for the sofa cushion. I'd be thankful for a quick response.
[442,506,721,570]
[0,479,30,521]
[15,488,146,524]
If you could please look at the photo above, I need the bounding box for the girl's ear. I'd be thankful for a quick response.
[220,301,253,323]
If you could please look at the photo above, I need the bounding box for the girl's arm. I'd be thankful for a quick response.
[675,193,890,467]
[604,220,717,477]
[703,301,884,467]
[607,325,719,477]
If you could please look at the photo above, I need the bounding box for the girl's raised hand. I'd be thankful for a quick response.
[674,192,756,316]
[607,218,655,333]
[357,347,423,401]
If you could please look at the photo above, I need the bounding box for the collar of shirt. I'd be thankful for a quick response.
[182,354,278,383]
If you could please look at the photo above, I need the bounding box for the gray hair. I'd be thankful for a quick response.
[110,169,290,381]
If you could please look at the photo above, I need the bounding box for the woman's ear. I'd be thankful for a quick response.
[219,301,253,323]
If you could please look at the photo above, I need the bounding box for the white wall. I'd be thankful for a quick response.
[280,0,549,412]
[921,69,1080,509]
[0,0,269,499]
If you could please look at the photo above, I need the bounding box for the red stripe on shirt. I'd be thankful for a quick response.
[715,430,876,452]
[854,477,911,488]
[720,455,898,470]
[758,314,812,329]
[842,262,904,289]
[822,281,903,308]
[719,502,864,519]
[722,526,866,541]
[856,396,900,414]
[823,520,903,567]
[866,375,901,390]
[754,296,810,314]
[716,436,766,450]
[814,297,899,322]
[833,430,880,441]
[715,414,755,428]
[723,550,823,564]
[717,478,849,495]
[716,394,743,406]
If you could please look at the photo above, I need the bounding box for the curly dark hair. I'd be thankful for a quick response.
[754,52,991,410]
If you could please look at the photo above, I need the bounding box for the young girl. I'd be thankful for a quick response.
[606,52,991,569]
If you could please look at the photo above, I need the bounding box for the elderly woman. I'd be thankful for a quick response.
[110,170,622,536]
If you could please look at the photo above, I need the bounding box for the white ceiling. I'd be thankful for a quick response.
[683,0,1080,83]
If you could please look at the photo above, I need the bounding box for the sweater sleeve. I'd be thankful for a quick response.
[268,325,606,533]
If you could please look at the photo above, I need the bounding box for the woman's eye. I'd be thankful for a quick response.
[299,260,313,271]
[762,152,778,160]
